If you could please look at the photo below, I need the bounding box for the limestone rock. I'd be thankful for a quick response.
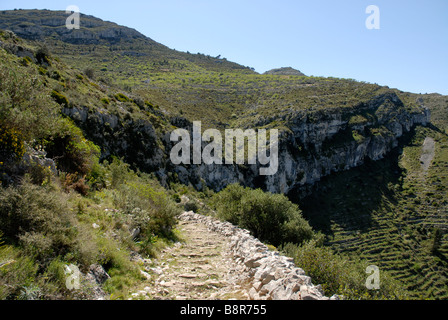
[88,264,110,285]
[179,211,331,300]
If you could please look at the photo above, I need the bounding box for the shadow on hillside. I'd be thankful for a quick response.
[288,136,411,240]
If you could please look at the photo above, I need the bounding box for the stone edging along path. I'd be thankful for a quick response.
[179,211,338,300]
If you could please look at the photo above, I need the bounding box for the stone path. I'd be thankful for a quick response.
[420,137,435,173]
[131,217,251,300]
[130,212,332,301]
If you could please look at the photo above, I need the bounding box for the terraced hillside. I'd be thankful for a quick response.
[297,125,448,299]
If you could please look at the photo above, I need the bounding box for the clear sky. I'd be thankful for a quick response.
[1,0,447,95]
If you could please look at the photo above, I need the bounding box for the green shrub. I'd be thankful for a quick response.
[0,50,59,141]
[38,66,48,75]
[212,184,316,246]
[115,93,129,102]
[0,181,78,261]
[34,46,51,65]
[20,56,32,67]
[87,161,107,191]
[184,199,199,212]
[104,158,180,251]
[114,180,180,239]
[0,127,25,164]
[104,157,133,189]
[349,115,368,126]
[0,247,39,299]
[49,70,63,81]
[280,241,408,300]
[84,67,95,80]
[352,130,366,144]
[51,90,69,106]
[172,193,181,203]
[429,228,442,255]
[26,162,52,186]
[45,118,100,177]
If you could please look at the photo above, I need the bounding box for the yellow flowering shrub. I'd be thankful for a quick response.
[0,127,25,163]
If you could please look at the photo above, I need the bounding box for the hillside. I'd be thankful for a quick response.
[0,9,447,300]
[264,67,306,76]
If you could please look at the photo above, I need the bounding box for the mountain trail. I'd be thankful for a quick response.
[131,216,251,300]
[420,136,435,173]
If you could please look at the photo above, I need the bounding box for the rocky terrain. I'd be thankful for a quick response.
[60,92,430,196]
[131,211,334,300]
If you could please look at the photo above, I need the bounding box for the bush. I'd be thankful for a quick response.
[104,157,133,189]
[0,247,39,299]
[280,241,408,299]
[60,173,90,196]
[49,70,63,81]
[105,159,180,248]
[34,46,51,65]
[50,90,69,106]
[0,127,25,164]
[212,184,316,246]
[20,56,32,67]
[115,93,129,102]
[184,200,199,212]
[26,162,52,186]
[45,118,100,177]
[0,181,78,262]
[84,67,95,80]
[114,180,180,239]
[0,50,59,141]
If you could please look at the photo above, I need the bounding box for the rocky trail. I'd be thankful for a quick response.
[131,215,251,300]
[420,137,435,173]
[130,212,334,301]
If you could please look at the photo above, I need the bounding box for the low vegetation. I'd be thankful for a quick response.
[211,183,319,247]
[0,40,180,299]
[209,183,407,299]
[297,126,448,299]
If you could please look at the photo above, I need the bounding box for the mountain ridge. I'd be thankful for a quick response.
[264,67,305,76]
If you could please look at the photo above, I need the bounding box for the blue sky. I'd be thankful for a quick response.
[1,0,447,95]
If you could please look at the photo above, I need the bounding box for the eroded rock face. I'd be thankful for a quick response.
[62,106,165,172]
[180,211,338,300]
[170,93,430,194]
[62,92,430,196]
[0,11,146,45]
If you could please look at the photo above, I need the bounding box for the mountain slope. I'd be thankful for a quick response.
[0,9,255,75]
[264,67,305,76]
[1,9,448,300]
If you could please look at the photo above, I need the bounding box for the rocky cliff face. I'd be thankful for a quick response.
[168,92,430,194]
[0,10,147,45]
[62,92,430,195]
[62,106,165,171]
